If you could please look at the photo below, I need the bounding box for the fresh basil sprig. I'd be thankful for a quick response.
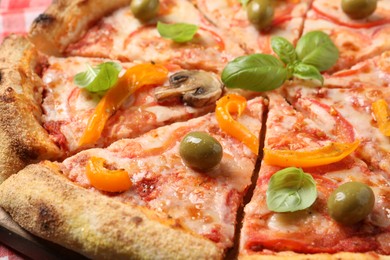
[221,54,288,91]
[74,62,122,93]
[267,167,317,212]
[157,21,199,43]
[271,36,297,65]
[221,31,339,91]
[296,31,339,72]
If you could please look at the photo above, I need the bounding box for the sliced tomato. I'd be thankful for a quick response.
[312,5,390,29]
[298,98,356,143]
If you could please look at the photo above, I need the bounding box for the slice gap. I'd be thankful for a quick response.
[225,96,269,260]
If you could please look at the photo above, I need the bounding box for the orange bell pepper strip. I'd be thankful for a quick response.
[263,139,360,168]
[78,63,168,146]
[215,94,259,154]
[372,99,390,136]
[86,157,132,192]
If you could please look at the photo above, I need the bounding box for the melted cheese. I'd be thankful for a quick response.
[61,98,264,249]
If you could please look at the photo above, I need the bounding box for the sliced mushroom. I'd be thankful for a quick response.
[154,70,224,107]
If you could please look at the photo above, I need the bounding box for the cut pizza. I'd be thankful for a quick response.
[240,93,390,258]
[0,96,265,259]
[303,0,390,73]
[191,0,311,54]
[0,0,389,258]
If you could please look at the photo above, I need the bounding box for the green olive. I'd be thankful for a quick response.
[179,132,223,171]
[130,0,160,21]
[341,0,377,20]
[327,182,375,225]
[246,0,274,30]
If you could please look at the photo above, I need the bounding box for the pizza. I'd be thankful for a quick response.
[0,0,390,259]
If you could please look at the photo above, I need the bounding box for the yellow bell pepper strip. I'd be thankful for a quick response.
[263,139,360,168]
[215,94,259,154]
[372,99,390,136]
[86,157,132,192]
[79,63,168,146]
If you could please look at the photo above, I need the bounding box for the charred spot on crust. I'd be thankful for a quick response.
[34,14,55,26]
[0,87,16,103]
[10,138,40,161]
[0,70,2,84]
[36,202,61,235]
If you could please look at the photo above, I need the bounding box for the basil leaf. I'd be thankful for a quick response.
[293,62,324,85]
[239,0,250,6]
[295,31,339,72]
[222,54,288,91]
[267,167,317,212]
[271,36,297,65]
[157,22,199,43]
[74,62,122,93]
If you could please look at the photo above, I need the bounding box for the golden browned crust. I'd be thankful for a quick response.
[0,35,61,183]
[0,162,224,259]
[28,0,131,55]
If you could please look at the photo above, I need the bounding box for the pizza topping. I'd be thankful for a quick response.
[215,94,259,155]
[157,22,199,43]
[246,0,274,30]
[222,53,288,91]
[86,157,132,192]
[295,31,339,72]
[327,182,375,225]
[179,131,223,171]
[341,0,377,20]
[130,0,160,21]
[263,140,360,168]
[266,167,317,212]
[78,63,168,147]
[372,99,390,136]
[222,31,338,91]
[154,70,223,107]
[74,62,122,93]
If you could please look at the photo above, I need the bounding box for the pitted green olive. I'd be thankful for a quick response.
[130,0,160,21]
[247,0,274,30]
[341,0,377,19]
[327,182,375,225]
[179,132,223,171]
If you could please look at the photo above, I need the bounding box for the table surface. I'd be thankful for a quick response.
[0,1,52,258]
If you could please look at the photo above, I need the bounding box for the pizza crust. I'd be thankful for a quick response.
[0,35,61,183]
[28,0,130,55]
[0,162,224,259]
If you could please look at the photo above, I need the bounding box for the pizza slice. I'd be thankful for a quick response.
[30,0,245,73]
[0,34,227,182]
[0,36,61,183]
[302,0,390,73]
[191,0,312,54]
[323,51,390,88]
[284,56,390,179]
[0,96,265,258]
[240,93,390,257]
[41,56,223,155]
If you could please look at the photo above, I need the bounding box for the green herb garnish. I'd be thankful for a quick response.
[157,21,199,43]
[221,54,288,91]
[296,31,339,72]
[222,31,339,91]
[239,0,250,6]
[267,167,317,212]
[74,62,122,93]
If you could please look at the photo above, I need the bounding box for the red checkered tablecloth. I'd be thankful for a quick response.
[0,0,52,43]
[0,1,52,258]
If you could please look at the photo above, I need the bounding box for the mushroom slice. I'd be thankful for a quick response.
[154,70,224,107]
